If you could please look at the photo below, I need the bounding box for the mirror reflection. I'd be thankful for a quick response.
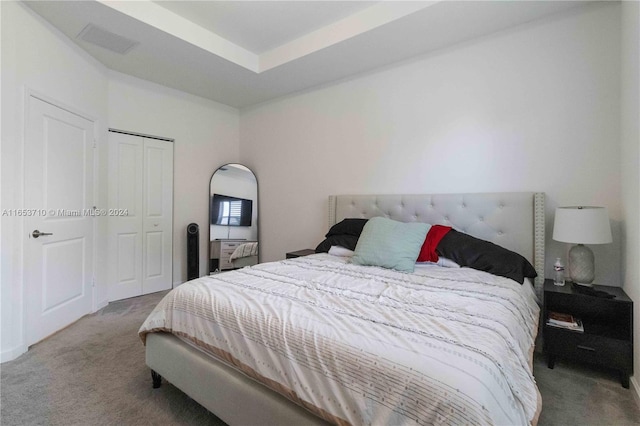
[209,164,258,273]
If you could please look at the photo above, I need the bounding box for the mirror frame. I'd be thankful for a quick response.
[208,163,259,273]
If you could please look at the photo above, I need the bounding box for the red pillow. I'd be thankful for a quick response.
[417,225,452,262]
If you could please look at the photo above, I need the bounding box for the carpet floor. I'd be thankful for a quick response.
[1,291,223,426]
[2,290,640,425]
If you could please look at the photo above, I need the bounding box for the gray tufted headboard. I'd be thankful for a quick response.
[328,192,545,298]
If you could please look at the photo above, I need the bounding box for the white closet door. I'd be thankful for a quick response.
[108,132,144,301]
[142,138,173,294]
[108,133,173,301]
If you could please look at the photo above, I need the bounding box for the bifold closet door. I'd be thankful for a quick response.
[141,138,174,294]
[108,132,173,301]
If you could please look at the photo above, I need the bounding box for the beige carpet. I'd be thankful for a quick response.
[2,290,640,425]
[1,291,224,426]
[533,354,640,425]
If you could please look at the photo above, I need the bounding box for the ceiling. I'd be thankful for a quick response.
[153,1,377,54]
[25,1,590,109]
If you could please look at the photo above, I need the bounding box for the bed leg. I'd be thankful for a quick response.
[151,369,162,388]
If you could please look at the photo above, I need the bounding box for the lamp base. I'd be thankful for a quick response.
[568,244,595,285]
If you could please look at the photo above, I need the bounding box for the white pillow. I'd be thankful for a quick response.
[437,257,461,268]
[328,246,355,257]
[415,257,461,269]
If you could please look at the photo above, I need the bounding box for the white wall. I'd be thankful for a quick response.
[108,72,240,283]
[1,2,240,361]
[1,1,109,361]
[620,0,640,398]
[240,3,622,286]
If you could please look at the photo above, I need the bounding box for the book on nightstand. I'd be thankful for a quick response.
[546,311,584,332]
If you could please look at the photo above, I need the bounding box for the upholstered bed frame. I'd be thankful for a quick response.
[146,192,545,425]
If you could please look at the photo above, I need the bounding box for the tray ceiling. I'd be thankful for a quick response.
[25,0,590,109]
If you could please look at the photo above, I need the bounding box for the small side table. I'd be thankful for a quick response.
[286,249,316,259]
[543,279,633,388]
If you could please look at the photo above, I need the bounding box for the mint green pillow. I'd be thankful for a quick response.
[351,217,431,272]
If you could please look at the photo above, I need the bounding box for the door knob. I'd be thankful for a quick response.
[32,230,53,238]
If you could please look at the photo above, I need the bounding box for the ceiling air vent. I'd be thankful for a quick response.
[77,24,139,55]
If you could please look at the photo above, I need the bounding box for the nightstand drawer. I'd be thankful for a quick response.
[545,327,632,370]
[221,248,236,258]
[221,241,242,250]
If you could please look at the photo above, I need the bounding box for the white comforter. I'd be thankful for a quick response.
[139,254,540,425]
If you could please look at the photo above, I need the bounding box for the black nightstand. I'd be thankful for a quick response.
[286,249,316,259]
[543,279,633,388]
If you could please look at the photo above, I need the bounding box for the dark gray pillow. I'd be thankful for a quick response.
[315,235,359,253]
[436,229,537,284]
[325,218,369,238]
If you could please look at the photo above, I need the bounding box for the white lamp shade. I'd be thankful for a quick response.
[552,206,612,244]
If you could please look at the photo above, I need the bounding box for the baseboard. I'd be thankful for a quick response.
[0,343,27,363]
[95,298,108,311]
[631,376,640,408]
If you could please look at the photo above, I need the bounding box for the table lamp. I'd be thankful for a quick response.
[552,206,612,286]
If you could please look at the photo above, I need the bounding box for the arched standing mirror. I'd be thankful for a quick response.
[209,164,258,273]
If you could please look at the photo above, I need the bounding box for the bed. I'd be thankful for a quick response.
[230,241,259,268]
[140,192,545,425]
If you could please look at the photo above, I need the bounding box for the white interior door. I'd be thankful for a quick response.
[142,138,173,294]
[24,96,94,346]
[108,132,143,301]
[108,132,173,301]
